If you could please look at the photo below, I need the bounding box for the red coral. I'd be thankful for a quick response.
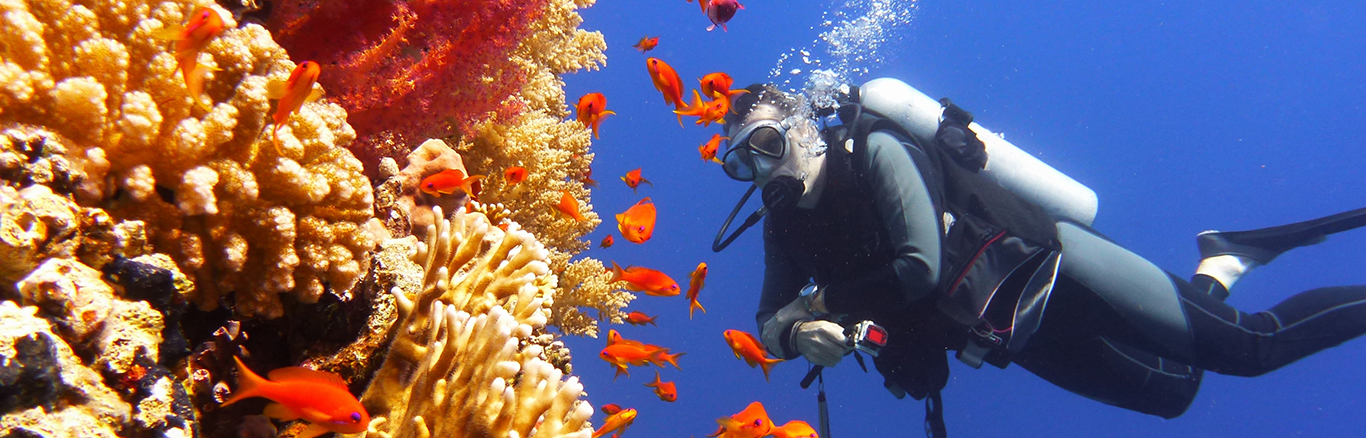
[265,0,551,173]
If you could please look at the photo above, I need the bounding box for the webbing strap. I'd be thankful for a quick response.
[818,372,832,438]
[924,390,946,438]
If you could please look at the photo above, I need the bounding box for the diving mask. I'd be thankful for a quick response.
[721,117,794,182]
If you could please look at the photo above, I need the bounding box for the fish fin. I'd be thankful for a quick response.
[266,366,349,390]
[640,177,653,187]
[262,402,300,420]
[185,63,214,110]
[689,299,706,319]
[759,357,783,382]
[305,86,324,103]
[296,422,332,438]
[707,24,717,32]
[608,261,623,282]
[151,24,184,40]
[221,356,268,407]
[711,157,724,164]
[266,79,287,100]
[612,364,629,381]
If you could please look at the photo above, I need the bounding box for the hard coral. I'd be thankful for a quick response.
[359,207,593,438]
[0,0,378,318]
[265,0,606,173]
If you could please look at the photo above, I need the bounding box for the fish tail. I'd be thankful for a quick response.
[689,299,706,319]
[185,63,213,110]
[759,357,783,382]
[221,356,269,407]
[608,262,623,282]
[655,350,685,371]
[459,175,485,199]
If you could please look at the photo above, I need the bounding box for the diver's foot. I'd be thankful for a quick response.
[1197,206,1366,265]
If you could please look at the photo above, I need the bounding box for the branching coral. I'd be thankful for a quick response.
[263,0,607,171]
[358,207,592,438]
[0,0,379,318]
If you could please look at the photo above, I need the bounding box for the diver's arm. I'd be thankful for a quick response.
[821,130,942,314]
[756,219,812,359]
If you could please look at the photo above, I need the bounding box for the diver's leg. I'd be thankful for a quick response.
[1056,222,1366,377]
[1013,274,1201,418]
[1177,280,1366,376]
[1195,206,1366,292]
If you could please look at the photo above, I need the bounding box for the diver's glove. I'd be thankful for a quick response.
[762,296,817,359]
[793,320,852,367]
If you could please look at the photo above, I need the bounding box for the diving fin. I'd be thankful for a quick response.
[1197,206,1366,265]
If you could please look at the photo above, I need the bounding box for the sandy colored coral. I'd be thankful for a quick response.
[446,0,630,337]
[358,208,592,438]
[0,0,378,318]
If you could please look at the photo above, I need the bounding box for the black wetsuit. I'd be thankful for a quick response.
[756,127,1366,419]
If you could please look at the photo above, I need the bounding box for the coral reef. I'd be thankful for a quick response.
[0,301,133,438]
[358,208,593,438]
[0,0,379,318]
[264,0,607,171]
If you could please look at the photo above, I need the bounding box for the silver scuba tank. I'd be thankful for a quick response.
[858,78,1099,226]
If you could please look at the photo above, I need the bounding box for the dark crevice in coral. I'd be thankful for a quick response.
[101,256,191,366]
[0,334,62,413]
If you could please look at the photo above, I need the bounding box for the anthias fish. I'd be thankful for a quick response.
[608,261,679,296]
[616,197,657,244]
[419,169,484,198]
[723,329,784,381]
[633,36,660,53]
[593,407,637,438]
[708,401,775,438]
[620,168,654,194]
[576,92,617,139]
[644,370,678,402]
[699,134,728,164]
[267,61,324,152]
[504,166,528,186]
[556,190,589,222]
[687,262,709,318]
[625,311,658,326]
[154,6,227,110]
[646,57,686,121]
[221,357,370,438]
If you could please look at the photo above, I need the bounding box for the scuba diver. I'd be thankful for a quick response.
[712,79,1366,437]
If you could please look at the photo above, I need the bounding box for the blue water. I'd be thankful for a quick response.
[560,1,1366,436]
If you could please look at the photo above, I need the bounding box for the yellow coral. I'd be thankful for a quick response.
[455,0,629,337]
[359,208,592,438]
[0,0,377,318]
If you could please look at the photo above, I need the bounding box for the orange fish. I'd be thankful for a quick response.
[620,168,653,194]
[584,166,600,188]
[616,198,657,244]
[675,90,729,127]
[601,403,624,415]
[770,421,819,438]
[607,329,645,348]
[600,343,684,380]
[699,72,749,100]
[708,402,775,438]
[608,261,680,296]
[646,57,686,121]
[221,357,369,438]
[504,166,528,186]
[267,61,324,151]
[555,190,589,222]
[576,92,616,139]
[419,169,484,198]
[600,234,615,248]
[699,134,728,164]
[625,311,658,326]
[723,330,784,381]
[592,408,637,438]
[643,370,678,402]
[687,262,708,319]
[154,6,227,110]
[633,36,660,53]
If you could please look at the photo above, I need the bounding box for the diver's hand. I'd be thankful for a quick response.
[763,297,816,358]
[794,320,851,367]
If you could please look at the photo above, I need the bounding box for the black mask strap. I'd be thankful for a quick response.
[712,185,768,252]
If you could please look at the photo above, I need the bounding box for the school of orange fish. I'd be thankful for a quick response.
[176,1,814,436]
